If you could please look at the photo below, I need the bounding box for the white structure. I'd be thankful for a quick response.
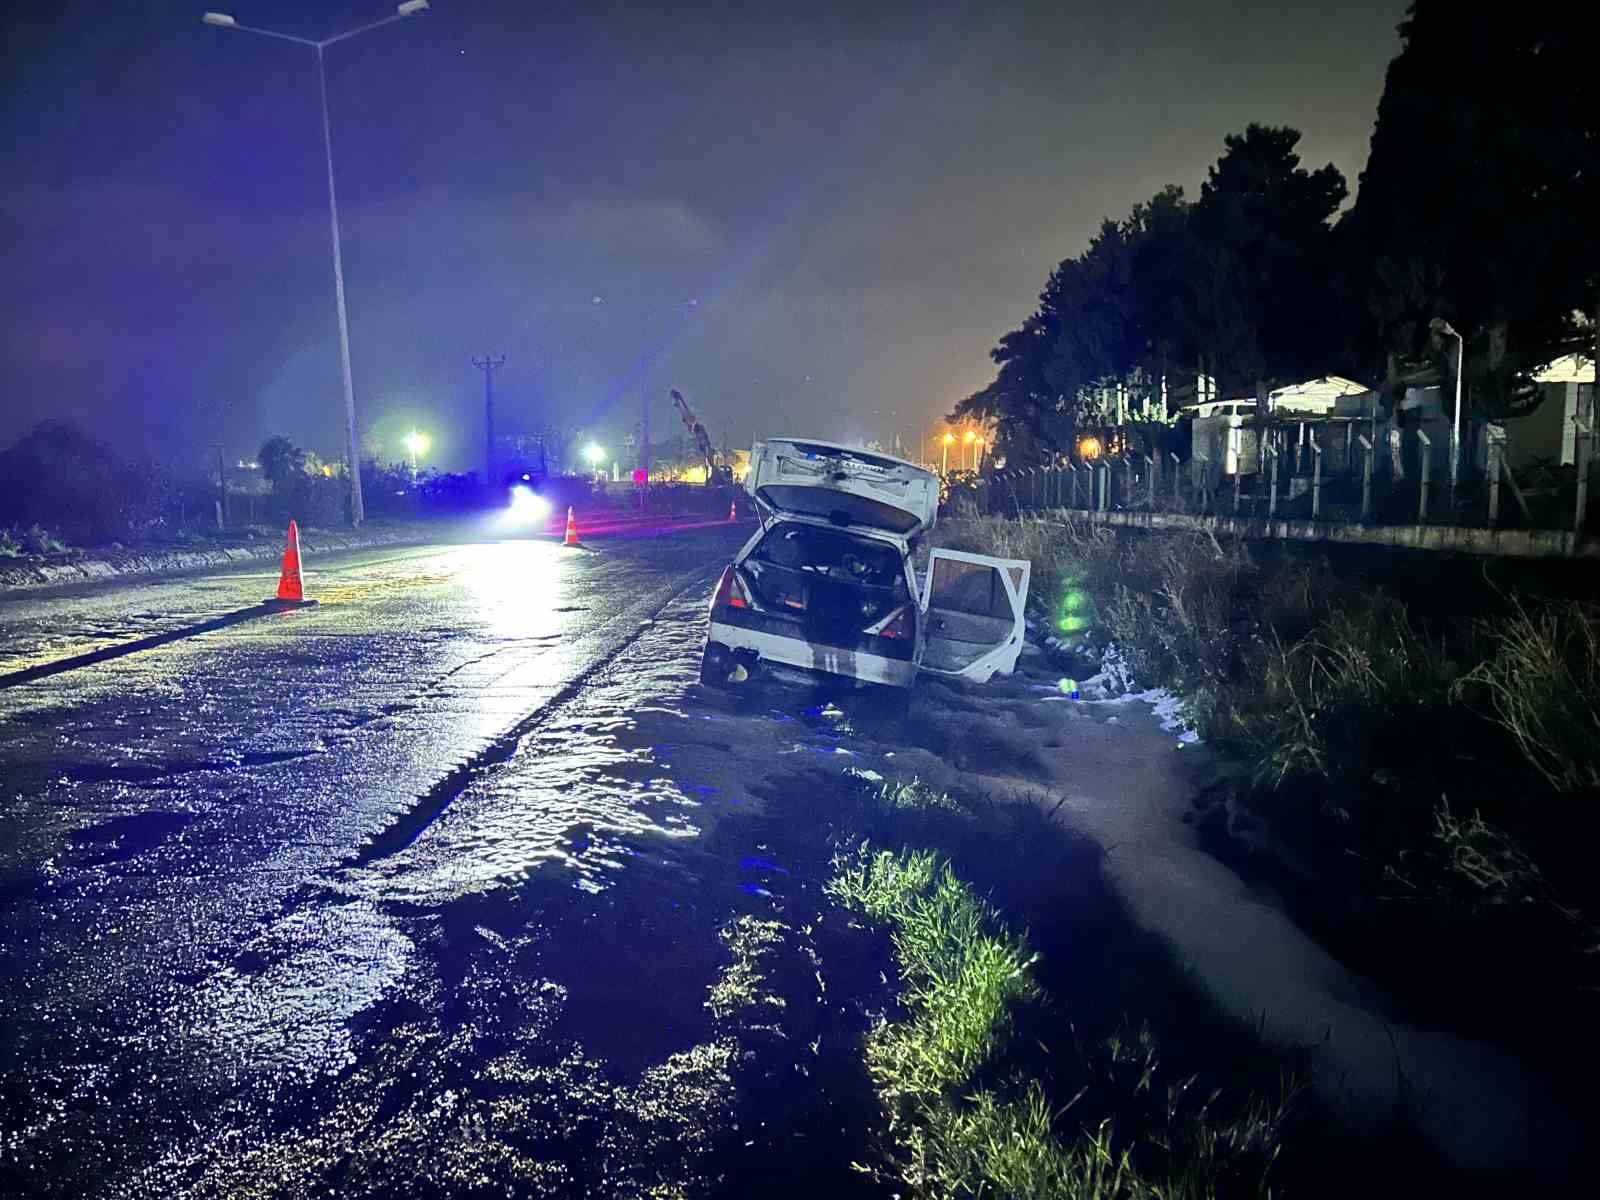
[1192,375,1369,419]
[1503,352,1597,468]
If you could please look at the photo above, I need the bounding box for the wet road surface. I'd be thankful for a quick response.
[1,524,899,1197]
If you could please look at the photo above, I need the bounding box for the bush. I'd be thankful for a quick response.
[0,421,161,544]
[1459,600,1600,794]
[16,524,68,554]
[1232,598,1458,794]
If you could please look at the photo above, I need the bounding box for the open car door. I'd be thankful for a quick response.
[917,549,1031,683]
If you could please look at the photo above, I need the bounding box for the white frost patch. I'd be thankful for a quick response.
[1137,688,1200,743]
[846,767,884,783]
[1052,641,1200,744]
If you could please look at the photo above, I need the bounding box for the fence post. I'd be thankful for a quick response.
[1575,417,1592,535]
[1231,462,1241,514]
[1120,454,1133,509]
[1487,433,1503,527]
[1311,435,1324,521]
[1265,444,1278,518]
[1145,453,1156,509]
[1170,452,1181,509]
[1098,463,1109,512]
[1357,435,1373,522]
[1067,461,1078,509]
[1416,430,1432,524]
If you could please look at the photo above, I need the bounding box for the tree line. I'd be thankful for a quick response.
[956,2,1598,463]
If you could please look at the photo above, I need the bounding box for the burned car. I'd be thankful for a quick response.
[701,438,1030,689]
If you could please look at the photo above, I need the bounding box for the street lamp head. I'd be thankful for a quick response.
[1429,317,1459,339]
[201,12,236,26]
[583,442,605,465]
[403,429,428,456]
[963,429,976,443]
[396,0,429,15]
[942,432,954,445]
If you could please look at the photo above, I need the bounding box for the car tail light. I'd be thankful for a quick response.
[710,565,753,612]
[869,604,912,639]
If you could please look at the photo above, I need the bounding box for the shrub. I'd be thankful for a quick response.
[1233,598,1458,794]
[0,421,160,544]
[1459,600,1600,794]
[16,524,68,554]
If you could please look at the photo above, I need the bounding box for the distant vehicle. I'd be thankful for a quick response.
[701,439,1031,689]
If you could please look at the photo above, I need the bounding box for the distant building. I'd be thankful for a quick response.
[1501,352,1596,470]
[1190,375,1369,419]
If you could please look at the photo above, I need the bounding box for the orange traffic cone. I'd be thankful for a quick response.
[728,501,737,521]
[563,506,581,546]
[267,520,317,607]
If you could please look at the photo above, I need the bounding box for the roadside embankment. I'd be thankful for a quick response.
[923,513,1596,1177]
[0,521,457,594]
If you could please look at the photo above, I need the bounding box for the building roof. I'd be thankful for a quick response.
[1265,376,1370,409]
[1533,352,1596,384]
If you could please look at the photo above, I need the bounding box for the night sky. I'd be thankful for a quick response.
[2,0,1405,472]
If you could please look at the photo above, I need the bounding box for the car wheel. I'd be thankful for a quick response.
[699,643,727,687]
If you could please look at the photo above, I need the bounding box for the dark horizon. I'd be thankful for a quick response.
[3,0,1405,472]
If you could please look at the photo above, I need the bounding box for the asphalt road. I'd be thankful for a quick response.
[0,523,814,1198]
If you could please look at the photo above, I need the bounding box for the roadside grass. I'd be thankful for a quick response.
[936,516,1600,1077]
[0,523,69,557]
[826,834,1291,1199]
[1458,599,1600,794]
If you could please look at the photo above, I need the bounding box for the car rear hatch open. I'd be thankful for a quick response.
[746,439,939,538]
[714,520,917,661]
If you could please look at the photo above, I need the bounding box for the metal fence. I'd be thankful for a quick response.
[957,415,1596,541]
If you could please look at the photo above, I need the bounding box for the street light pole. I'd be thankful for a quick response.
[314,42,364,523]
[1431,318,1464,505]
[202,3,431,526]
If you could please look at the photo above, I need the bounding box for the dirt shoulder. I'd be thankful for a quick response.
[0,521,461,595]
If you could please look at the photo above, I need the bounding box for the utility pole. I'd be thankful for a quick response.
[640,349,651,493]
[473,354,506,491]
[215,444,228,527]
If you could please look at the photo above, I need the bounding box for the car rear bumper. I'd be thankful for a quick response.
[708,616,916,688]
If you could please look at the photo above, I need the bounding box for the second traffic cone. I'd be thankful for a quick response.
[728,501,737,521]
[563,506,581,546]
[268,520,316,607]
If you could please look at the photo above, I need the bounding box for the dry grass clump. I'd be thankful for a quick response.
[1458,600,1600,794]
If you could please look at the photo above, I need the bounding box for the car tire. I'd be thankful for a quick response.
[700,642,731,688]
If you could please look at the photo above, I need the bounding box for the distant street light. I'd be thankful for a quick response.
[583,442,606,475]
[202,3,432,525]
[403,428,428,476]
[941,430,954,475]
[963,428,976,471]
[1429,317,1465,504]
